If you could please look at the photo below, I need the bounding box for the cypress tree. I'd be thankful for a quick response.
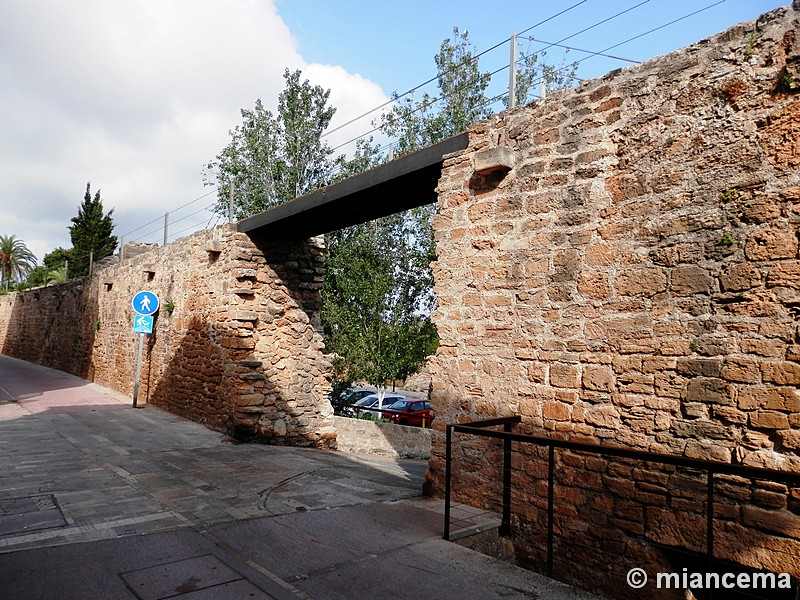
[68,182,117,277]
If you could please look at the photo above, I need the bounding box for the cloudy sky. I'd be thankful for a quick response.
[0,0,786,263]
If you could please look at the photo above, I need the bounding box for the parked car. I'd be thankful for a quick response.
[329,388,375,416]
[355,393,405,419]
[384,400,433,427]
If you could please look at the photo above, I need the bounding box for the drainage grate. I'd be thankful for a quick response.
[0,494,67,536]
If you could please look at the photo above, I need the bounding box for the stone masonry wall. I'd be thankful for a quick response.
[333,416,432,460]
[0,225,335,447]
[429,6,800,597]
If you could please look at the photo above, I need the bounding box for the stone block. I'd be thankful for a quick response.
[473,146,515,175]
[681,377,734,406]
[762,361,800,385]
[582,364,615,392]
[550,364,580,389]
[670,265,715,295]
[605,172,645,203]
[720,263,762,291]
[577,271,610,299]
[542,401,571,421]
[742,506,800,537]
[745,227,799,261]
[719,358,761,383]
[749,410,790,430]
[615,268,668,297]
[777,430,800,450]
[585,404,620,428]
[766,261,800,287]
[684,439,731,463]
[737,386,800,411]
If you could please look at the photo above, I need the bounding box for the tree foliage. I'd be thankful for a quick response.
[68,183,117,277]
[322,213,439,399]
[205,69,338,220]
[508,46,578,108]
[24,247,74,288]
[380,28,493,156]
[0,235,37,290]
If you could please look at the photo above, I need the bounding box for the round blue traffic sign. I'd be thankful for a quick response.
[132,291,159,316]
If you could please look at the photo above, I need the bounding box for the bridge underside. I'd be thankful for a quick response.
[238,133,468,241]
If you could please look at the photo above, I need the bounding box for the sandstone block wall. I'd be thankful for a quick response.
[428,6,800,596]
[0,226,335,447]
[333,416,432,459]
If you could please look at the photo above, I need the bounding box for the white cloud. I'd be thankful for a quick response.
[0,0,390,260]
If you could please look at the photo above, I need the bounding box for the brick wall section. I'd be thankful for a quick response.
[0,225,335,447]
[428,6,800,595]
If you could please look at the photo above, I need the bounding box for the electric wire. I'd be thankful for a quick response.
[331,0,658,156]
[118,0,729,238]
[320,0,589,141]
[521,38,642,64]
[516,0,727,104]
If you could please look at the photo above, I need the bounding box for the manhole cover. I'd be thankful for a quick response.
[0,494,67,536]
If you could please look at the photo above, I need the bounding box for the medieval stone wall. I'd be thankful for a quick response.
[0,226,335,447]
[428,5,800,596]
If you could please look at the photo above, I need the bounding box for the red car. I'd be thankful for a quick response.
[384,400,434,427]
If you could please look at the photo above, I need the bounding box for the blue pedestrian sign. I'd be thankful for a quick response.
[133,315,154,334]
[132,291,159,316]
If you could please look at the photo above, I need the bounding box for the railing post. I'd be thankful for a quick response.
[547,444,555,578]
[444,424,453,541]
[707,469,715,600]
[500,421,513,536]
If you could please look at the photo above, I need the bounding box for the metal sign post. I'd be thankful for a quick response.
[131,292,159,408]
[132,333,145,407]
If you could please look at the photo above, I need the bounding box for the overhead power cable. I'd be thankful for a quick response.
[320,0,589,140]
[522,38,641,64]
[515,0,727,104]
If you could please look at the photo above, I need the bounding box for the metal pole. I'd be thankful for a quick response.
[508,32,517,108]
[228,181,235,223]
[132,333,144,408]
[120,236,125,261]
[707,469,715,600]
[89,251,93,276]
[547,445,555,578]
[163,212,169,245]
[64,260,68,281]
[500,422,513,536]
[444,425,453,541]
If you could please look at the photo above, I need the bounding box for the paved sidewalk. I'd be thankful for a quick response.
[0,355,602,600]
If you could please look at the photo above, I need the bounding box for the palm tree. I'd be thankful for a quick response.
[0,235,37,291]
[45,266,67,286]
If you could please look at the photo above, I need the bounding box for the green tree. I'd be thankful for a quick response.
[68,183,117,277]
[323,213,439,407]
[205,69,338,219]
[25,247,75,287]
[380,28,492,156]
[508,46,578,108]
[0,235,37,290]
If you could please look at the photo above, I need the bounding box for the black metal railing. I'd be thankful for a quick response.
[444,416,800,583]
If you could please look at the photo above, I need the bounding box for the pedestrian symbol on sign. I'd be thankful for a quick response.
[131,291,159,316]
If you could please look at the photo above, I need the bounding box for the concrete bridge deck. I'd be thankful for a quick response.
[0,355,601,600]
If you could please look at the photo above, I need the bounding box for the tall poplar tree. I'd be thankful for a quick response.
[205,69,337,219]
[68,182,117,277]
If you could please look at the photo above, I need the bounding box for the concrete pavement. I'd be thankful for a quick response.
[0,354,602,600]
